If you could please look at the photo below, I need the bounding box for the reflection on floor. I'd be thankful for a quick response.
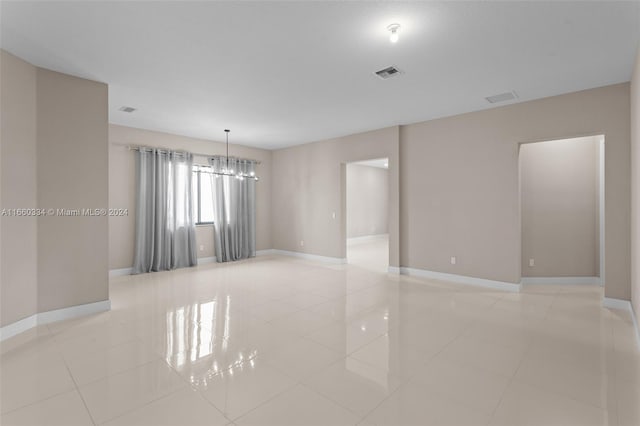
[347,234,389,273]
[1,253,639,426]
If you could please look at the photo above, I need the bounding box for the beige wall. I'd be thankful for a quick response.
[271,126,400,265]
[108,124,272,270]
[631,47,640,316]
[36,68,109,312]
[1,50,109,327]
[520,136,600,277]
[0,51,38,327]
[401,83,630,299]
[347,164,388,238]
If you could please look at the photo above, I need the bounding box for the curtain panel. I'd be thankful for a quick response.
[133,148,198,273]
[208,157,257,262]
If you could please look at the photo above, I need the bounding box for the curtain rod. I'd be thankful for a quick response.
[119,144,262,165]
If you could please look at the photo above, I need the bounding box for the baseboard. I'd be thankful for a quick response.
[603,297,640,349]
[37,300,111,325]
[197,256,216,265]
[271,249,347,264]
[388,266,401,274]
[256,249,275,256]
[399,267,521,293]
[634,306,640,350]
[347,234,388,244]
[0,299,111,341]
[603,297,633,311]
[109,267,133,277]
[0,315,38,342]
[521,276,601,285]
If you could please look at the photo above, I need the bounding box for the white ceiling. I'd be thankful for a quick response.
[2,1,639,149]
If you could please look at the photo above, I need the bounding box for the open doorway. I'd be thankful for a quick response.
[519,135,605,285]
[346,158,389,272]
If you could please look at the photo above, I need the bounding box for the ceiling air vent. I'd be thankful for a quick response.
[119,106,137,113]
[375,66,403,80]
[485,91,518,104]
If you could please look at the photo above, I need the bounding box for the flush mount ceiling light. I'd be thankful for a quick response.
[387,23,400,43]
[119,106,136,113]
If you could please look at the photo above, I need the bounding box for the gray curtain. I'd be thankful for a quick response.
[209,157,256,262]
[132,148,197,273]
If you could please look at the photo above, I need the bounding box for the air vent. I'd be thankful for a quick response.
[375,66,403,80]
[485,91,518,104]
[119,106,137,113]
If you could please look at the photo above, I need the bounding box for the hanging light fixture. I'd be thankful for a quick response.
[211,129,259,181]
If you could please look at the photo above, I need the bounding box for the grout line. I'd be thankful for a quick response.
[0,388,80,418]
[84,359,188,426]
[219,368,300,422]
[62,358,97,426]
[95,385,188,426]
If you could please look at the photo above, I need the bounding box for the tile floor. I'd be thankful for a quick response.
[1,239,639,426]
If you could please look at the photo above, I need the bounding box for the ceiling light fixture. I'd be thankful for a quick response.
[387,23,400,43]
[205,129,259,181]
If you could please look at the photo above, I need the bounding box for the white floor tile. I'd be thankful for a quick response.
[0,390,93,426]
[1,238,638,426]
[234,384,359,426]
[102,387,229,426]
[78,359,185,424]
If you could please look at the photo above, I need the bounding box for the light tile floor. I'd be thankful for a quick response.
[1,239,639,426]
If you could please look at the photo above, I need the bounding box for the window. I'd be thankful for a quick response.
[192,166,214,224]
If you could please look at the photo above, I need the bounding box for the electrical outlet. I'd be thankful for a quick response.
[332,211,336,219]
[529,258,535,267]
[199,245,204,251]
[450,256,456,265]
[300,240,304,247]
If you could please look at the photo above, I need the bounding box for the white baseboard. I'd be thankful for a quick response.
[256,249,275,256]
[603,297,640,349]
[38,300,111,325]
[521,276,601,285]
[0,299,111,341]
[347,234,388,244]
[197,256,216,265]
[109,267,133,277]
[634,306,640,350]
[0,315,38,342]
[603,297,633,310]
[271,249,347,264]
[399,267,521,293]
[388,266,401,274]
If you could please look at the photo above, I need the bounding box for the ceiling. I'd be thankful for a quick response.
[2,1,639,149]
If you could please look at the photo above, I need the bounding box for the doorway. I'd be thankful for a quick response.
[519,135,605,285]
[345,158,389,272]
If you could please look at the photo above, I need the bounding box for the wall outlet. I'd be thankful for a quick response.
[450,256,456,265]
[199,245,204,252]
[529,258,535,267]
[332,211,336,219]
[300,240,304,247]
